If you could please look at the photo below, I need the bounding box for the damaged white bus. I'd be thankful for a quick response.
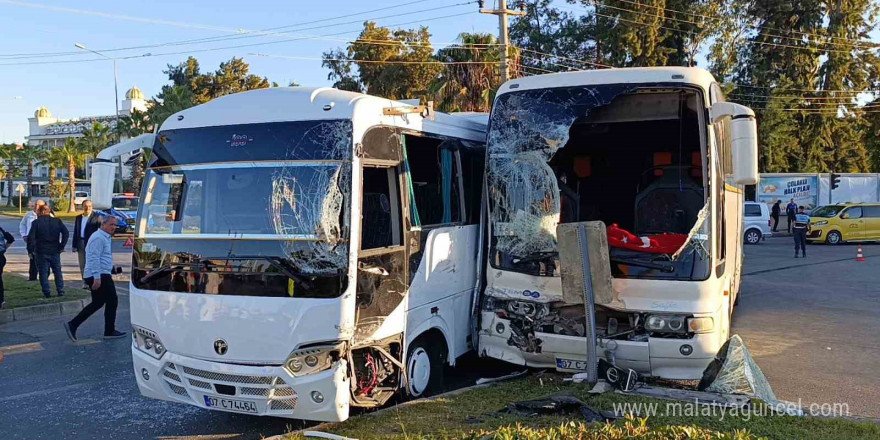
[477,67,758,380]
[118,87,487,421]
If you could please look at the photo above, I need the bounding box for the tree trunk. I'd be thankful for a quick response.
[5,173,12,207]
[26,161,33,197]
[68,160,77,213]
[48,165,56,185]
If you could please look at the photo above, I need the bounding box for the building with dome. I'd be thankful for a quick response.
[9,86,149,199]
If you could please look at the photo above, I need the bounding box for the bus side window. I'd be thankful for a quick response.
[403,135,462,226]
[361,167,402,250]
[458,143,486,225]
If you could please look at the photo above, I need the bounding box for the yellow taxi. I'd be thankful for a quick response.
[807,203,880,244]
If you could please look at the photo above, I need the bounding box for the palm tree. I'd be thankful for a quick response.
[0,144,20,206]
[430,33,506,113]
[58,138,88,213]
[118,109,153,138]
[15,143,44,198]
[80,123,112,157]
[45,147,67,186]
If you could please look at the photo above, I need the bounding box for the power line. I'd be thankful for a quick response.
[519,47,613,69]
[0,1,475,60]
[253,52,500,65]
[0,11,478,66]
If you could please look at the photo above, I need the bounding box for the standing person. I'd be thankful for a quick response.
[792,206,811,258]
[771,200,782,232]
[72,200,103,289]
[0,226,15,309]
[785,198,798,233]
[19,199,47,281]
[64,216,126,341]
[26,205,69,298]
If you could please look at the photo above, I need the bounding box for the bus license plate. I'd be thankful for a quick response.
[556,358,589,371]
[203,395,258,414]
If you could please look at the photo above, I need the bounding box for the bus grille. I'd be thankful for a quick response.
[160,362,297,412]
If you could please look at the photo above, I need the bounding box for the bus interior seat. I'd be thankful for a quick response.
[633,166,703,235]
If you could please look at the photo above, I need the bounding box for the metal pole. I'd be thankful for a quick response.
[480,1,525,83]
[113,59,124,193]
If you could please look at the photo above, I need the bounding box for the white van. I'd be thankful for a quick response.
[743,202,772,244]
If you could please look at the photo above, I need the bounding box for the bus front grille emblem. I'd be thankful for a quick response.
[214,339,228,355]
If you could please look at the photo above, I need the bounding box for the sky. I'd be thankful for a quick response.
[0,0,499,143]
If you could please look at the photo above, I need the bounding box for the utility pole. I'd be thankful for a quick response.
[480,1,526,83]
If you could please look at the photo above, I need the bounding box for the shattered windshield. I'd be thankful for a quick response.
[133,120,352,297]
[487,84,711,280]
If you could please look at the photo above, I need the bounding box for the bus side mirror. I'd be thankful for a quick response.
[710,102,759,185]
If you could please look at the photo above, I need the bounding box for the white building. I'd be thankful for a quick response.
[8,86,149,198]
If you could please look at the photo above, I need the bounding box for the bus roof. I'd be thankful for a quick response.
[160,87,487,141]
[497,67,718,97]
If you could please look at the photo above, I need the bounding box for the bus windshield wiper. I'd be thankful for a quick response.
[512,251,559,265]
[611,256,675,273]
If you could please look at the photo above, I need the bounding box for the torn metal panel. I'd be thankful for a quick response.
[270,120,353,274]
[698,335,776,402]
[354,252,407,344]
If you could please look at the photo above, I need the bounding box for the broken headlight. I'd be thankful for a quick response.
[644,314,688,334]
[687,317,714,334]
[284,343,343,377]
[132,325,167,359]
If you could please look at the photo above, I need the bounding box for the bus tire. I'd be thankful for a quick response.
[825,231,842,245]
[406,335,446,398]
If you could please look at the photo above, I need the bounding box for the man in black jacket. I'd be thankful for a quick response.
[27,205,69,298]
[72,200,102,289]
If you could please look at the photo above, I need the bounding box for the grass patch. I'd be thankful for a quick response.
[2,273,89,308]
[289,375,880,440]
[0,206,82,219]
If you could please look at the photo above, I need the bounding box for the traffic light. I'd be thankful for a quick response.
[830,173,841,190]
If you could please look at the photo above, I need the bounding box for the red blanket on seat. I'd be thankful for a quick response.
[606,223,688,254]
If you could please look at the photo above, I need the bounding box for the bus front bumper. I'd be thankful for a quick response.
[132,347,350,422]
[479,313,722,380]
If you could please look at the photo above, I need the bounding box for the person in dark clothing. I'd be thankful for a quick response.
[26,205,69,298]
[72,200,103,289]
[785,199,798,233]
[0,227,15,308]
[792,206,811,258]
[771,200,781,232]
[20,199,47,281]
[65,216,125,341]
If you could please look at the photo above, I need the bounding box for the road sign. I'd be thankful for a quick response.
[123,237,134,248]
[15,183,24,194]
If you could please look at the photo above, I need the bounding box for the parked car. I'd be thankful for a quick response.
[743,201,772,244]
[73,191,90,208]
[808,203,880,244]
[99,193,139,234]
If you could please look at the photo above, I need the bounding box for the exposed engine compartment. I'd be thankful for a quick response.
[348,335,403,407]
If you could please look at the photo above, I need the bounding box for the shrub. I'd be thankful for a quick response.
[52,197,71,213]
[12,196,30,208]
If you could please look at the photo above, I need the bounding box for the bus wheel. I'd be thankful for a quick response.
[406,338,445,398]
[826,231,842,245]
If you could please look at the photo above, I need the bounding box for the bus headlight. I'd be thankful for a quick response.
[133,325,167,359]
[284,343,343,377]
[644,314,688,334]
[687,317,715,334]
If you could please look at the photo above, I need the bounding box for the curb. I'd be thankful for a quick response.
[0,298,86,324]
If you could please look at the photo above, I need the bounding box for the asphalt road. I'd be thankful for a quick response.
[0,217,878,439]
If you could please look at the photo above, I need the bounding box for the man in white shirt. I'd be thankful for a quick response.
[64,216,125,341]
[19,199,47,281]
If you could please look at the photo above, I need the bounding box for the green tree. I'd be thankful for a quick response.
[511,0,596,71]
[16,144,44,197]
[44,146,67,186]
[322,22,442,100]
[117,109,152,138]
[80,123,112,158]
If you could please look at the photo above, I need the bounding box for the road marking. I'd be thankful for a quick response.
[0,342,44,355]
[743,254,877,276]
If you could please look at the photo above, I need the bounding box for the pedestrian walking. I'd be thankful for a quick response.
[19,199,47,281]
[72,200,103,289]
[26,204,69,298]
[792,206,811,258]
[64,216,126,341]
[0,226,15,309]
[771,200,781,232]
[785,198,798,233]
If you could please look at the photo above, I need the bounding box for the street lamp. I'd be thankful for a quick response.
[75,43,122,192]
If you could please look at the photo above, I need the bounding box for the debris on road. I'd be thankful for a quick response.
[500,391,612,423]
